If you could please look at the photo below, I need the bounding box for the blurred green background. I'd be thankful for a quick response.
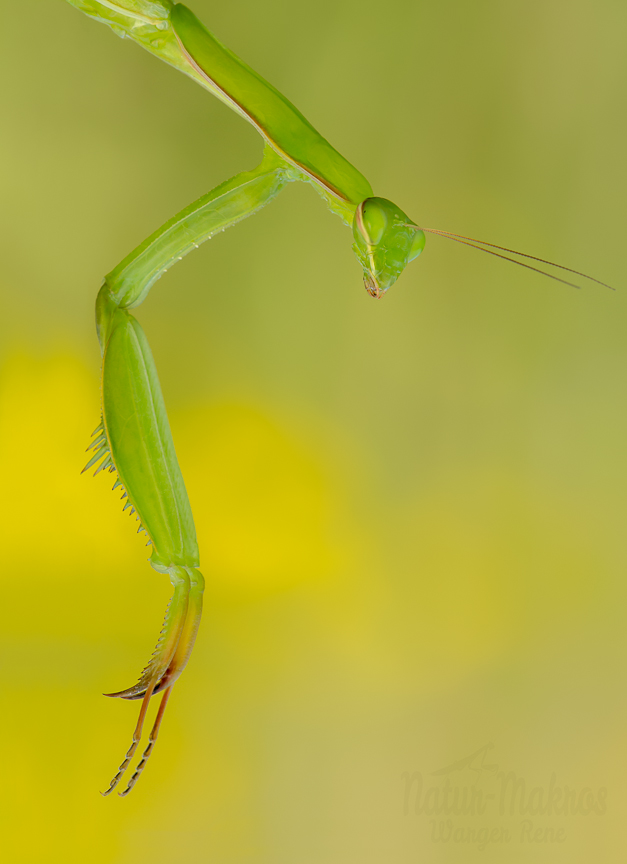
[1,0,626,860]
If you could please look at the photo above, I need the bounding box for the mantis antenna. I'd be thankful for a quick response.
[412,227,615,291]
[62,0,613,794]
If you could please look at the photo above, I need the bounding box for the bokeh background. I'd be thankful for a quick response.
[1,0,626,860]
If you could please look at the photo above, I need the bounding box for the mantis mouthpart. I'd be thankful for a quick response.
[65,0,613,795]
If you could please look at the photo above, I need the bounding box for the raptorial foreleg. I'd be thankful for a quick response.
[90,149,293,794]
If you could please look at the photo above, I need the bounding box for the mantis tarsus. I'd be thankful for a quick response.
[65,0,612,796]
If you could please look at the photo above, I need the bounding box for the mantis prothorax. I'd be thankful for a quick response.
[65,0,612,795]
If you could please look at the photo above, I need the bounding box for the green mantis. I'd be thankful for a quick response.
[66,0,612,795]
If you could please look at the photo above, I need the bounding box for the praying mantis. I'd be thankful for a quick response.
[65,0,612,796]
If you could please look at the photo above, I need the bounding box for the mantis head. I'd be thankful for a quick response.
[352,197,426,298]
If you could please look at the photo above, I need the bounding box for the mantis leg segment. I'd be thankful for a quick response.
[106,567,191,700]
[126,567,205,699]
[104,570,203,793]
[101,681,158,796]
[101,567,191,794]
[115,568,205,792]
[104,146,294,312]
[119,687,173,797]
[156,567,205,692]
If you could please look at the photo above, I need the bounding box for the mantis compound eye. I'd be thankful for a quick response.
[354,198,389,246]
[352,197,426,298]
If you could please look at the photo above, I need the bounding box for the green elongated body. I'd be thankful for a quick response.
[63,0,612,798]
[66,0,430,796]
